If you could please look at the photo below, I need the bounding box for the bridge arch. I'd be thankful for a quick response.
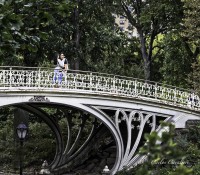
[0,90,200,174]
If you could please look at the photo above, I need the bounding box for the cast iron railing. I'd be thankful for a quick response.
[0,66,199,109]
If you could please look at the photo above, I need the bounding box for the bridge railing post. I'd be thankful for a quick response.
[38,68,41,88]
[174,88,177,104]
[9,67,12,87]
[113,76,116,93]
[90,73,93,91]
[134,79,138,96]
[154,83,158,99]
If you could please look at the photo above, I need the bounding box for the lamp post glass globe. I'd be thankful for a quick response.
[17,123,28,140]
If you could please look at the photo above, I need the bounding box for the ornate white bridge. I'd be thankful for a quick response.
[0,66,200,174]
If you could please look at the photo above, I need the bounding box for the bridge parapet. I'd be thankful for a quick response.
[0,66,199,110]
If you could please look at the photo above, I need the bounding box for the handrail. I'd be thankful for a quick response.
[0,66,199,110]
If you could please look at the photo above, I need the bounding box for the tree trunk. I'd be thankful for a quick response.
[72,0,81,70]
[138,29,151,80]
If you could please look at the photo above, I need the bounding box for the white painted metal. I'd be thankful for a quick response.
[0,66,199,110]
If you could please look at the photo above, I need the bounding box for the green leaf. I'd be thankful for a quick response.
[39,31,48,40]
[2,31,13,40]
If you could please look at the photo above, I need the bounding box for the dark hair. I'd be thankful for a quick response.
[53,52,59,65]
[59,52,65,60]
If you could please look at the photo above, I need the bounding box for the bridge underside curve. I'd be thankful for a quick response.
[0,93,200,174]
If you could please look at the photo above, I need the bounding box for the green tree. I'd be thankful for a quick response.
[160,32,193,88]
[60,0,141,76]
[175,121,200,175]
[0,0,73,66]
[182,0,200,45]
[113,0,183,80]
[0,107,56,173]
[0,109,16,172]
[182,0,200,93]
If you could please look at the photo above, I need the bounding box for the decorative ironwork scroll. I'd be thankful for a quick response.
[95,106,170,170]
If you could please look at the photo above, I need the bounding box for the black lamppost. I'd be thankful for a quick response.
[16,123,28,175]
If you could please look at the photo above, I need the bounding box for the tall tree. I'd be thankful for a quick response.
[160,32,193,88]
[69,0,138,75]
[181,0,200,65]
[68,0,119,70]
[71,0,81,70]
[181,0,200,92]
[113,0,183,80]
[0,0,73,66]
[182,0,200,45]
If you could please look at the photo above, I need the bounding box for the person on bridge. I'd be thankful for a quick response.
[53,52,68,87]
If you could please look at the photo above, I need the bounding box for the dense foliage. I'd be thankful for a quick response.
[1,0,199,85]
[0,107,56,173]
[182,0,200,45]
[117,122,200,175]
